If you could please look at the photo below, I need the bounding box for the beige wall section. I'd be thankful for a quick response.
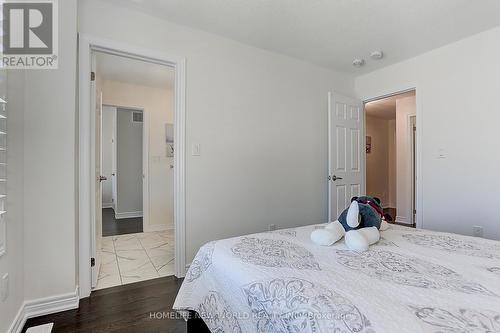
[0,71,25,333]
[23,0,77,300]
[78,0,355,262]
[102,80,174,230]
[395,96,416,224]
[365,116,390,205]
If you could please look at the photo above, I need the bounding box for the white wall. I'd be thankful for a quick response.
[355,26,500,240]
[0,71,25,333]
[23,0,77,300]
[78,0,354,261]
[395,96,416,225]
[101,106,114,208]
[101,79,174,230]
[365,116,390,205]
[116,109,143,216]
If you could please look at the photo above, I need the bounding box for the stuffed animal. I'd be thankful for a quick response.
[311,196,390,251]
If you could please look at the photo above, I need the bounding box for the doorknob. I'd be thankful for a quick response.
[331,175,343,181]
[99,176,107,182]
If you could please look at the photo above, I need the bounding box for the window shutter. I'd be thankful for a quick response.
[0,71,7,257]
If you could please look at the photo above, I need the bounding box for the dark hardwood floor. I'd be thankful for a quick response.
[22,277,186,333]
[102,208,143,236]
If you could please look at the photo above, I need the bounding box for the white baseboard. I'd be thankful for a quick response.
[115,211,143,219]
[8,287,79,333]
[395,216,412,225]
[143,223,173,232]
[8,304,26,333]
[102,202,113,209]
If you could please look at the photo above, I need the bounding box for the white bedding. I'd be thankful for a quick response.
[173,224,500,332]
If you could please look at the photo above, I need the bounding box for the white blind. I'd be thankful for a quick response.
[0,71,6,257]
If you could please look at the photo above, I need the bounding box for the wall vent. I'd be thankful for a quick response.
[132,111,143,123]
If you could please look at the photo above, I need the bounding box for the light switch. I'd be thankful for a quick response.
[192,144,201,156]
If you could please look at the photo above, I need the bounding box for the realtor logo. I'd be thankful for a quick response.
[1,0,58,69]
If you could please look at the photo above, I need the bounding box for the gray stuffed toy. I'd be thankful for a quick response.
[311,196,390,251]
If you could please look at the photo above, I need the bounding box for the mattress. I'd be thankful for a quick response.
[173,224,500,332]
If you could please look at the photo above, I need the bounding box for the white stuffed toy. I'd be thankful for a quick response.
[311,196,390,251]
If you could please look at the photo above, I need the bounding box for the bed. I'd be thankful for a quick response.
[173,224,500,332]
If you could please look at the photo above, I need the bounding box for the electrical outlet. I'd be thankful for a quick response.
[1,273,9,302]
[472,226,483,238]
[268,224,277,231]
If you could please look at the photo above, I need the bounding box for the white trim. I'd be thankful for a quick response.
[327,93,332,222]
[408,114,416,225]
[8,288,79,333]
[144,224,174,232]
[115,211,143,219]
[78,34,187,298]
[7,304,25,333]
[142,106,150,233]
[102,202,113,209]
[362,87,423,230]
[395,216,411,225]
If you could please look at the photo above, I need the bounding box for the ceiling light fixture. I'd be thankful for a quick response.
[352,59,365,67]
[370,51,384,60]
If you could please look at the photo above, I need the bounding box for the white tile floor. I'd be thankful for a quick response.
[96,230,175,290]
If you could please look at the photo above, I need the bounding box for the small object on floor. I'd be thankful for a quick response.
[26,323,54,333]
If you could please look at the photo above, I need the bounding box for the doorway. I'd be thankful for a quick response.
[364,90,417,226]
[102,106,144,237]
[90,49,178,291]
[79,35,186,298]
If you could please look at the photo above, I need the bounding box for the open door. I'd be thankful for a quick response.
[91,53,103,289]
[328,92,365,222]
[111,108,117,211]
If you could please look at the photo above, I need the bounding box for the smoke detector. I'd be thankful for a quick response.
[352,59,365,67]
[370,51,384,60]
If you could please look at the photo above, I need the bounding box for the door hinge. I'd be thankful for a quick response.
[90,71,96,81]
[91,257,95,267]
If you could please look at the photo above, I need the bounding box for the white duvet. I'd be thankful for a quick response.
[173,224,500,332]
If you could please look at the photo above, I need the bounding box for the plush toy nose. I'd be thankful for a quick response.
[346,201,360,228]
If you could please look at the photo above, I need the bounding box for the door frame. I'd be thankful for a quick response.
[409,115,416,226]
[102,105,147,222]
[362,87,423,229]
[78,34,187,298]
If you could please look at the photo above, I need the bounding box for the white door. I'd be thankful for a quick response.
[328,92,365,222]
[111,108,118,211]
[91,54,103,289]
